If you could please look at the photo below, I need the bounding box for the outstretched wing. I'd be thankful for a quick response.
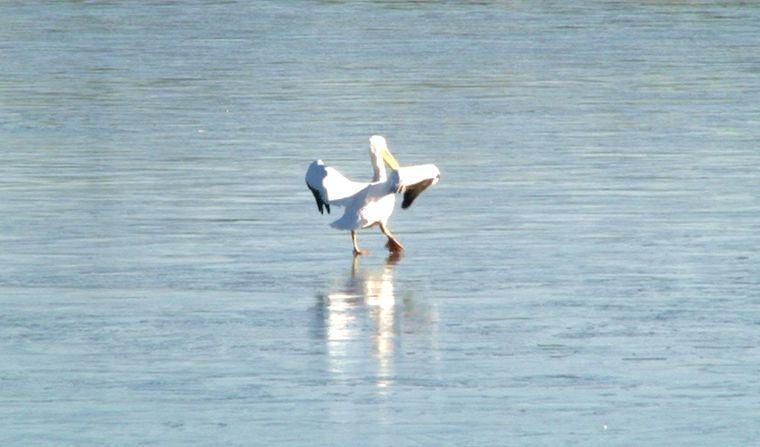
[391,164,441,209]
[305,160,367,214]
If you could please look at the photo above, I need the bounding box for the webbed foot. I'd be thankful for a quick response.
[385,238,404,253]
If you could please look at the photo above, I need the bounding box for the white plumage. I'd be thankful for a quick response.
[305,135,440,255]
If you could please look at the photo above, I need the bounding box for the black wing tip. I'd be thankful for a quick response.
[401,178,435,209]
[307,184,329,214]
[401,197,413,209]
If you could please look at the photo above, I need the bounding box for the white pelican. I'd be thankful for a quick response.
[305,135,440,255]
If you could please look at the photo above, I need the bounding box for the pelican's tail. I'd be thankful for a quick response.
[330,210,363,231]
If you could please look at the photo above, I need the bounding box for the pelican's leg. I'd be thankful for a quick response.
[351,230,368,256]
[379,222,404,253]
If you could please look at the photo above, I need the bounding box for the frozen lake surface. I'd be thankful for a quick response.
[1,1,759,445]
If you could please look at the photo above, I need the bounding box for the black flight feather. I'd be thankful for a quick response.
[401,179,435,209]
[307,184,330,214]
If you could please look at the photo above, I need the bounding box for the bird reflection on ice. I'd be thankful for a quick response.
[315,253,436,391]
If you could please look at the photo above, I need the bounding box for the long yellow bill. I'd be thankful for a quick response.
[382,148,400,171]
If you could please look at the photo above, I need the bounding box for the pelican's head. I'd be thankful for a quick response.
[369,135,400,171]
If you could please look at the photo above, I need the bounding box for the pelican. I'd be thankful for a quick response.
[305,135,440,255]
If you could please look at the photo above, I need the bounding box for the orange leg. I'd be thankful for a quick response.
[351,230,369,256]
[379,223,404,253]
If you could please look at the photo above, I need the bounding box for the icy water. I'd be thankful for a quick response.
[2,1,759,445]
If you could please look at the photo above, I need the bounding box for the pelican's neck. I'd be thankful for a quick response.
[371,151,387,183]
